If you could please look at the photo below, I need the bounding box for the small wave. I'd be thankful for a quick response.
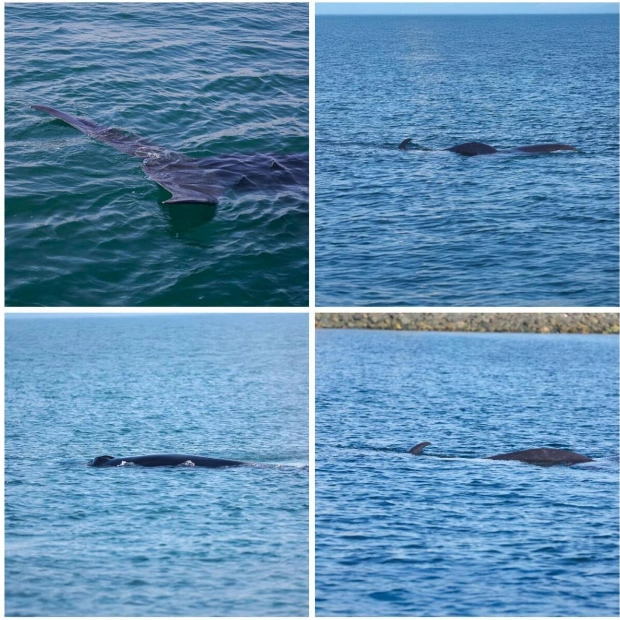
[573,456,619,471]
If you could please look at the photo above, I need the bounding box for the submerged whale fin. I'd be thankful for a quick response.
[409,441,432,455]
[158,187,221,205]
[32,104,104,134]
[140,161,224,205]
[32,105,168,158]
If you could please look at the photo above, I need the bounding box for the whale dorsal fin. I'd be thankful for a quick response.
[409,441,431,455]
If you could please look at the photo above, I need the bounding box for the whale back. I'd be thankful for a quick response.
[89,453,246,468]
[446,141,576,156]
[397,136,577,157]
[487,447,593,467]
[90,455,115,467]
[446,142,498,156]
[406,443,593,466]
[512,143,577,154]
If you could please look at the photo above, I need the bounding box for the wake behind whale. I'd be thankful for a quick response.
[32,105,309,206]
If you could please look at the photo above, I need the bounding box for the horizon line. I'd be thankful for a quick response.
[316,2,619,16]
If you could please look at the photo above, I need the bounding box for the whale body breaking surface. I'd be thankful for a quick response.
[409,442,593,466]
[89,454,247,468]
[398,138,577,156]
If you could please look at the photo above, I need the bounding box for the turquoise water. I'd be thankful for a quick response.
[5,314,309,616]
[316,329,618,615]
[6,3,309,306]
[316,15,619,305]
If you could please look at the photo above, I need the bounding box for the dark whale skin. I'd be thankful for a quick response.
[89,454,246,468]
[509,143,577,154]
[398,138,577,156]
[409,443,593,466]
[446,141,498,155]
[486,447,593,467]
[32,105,309,205]
[446,142,577,156]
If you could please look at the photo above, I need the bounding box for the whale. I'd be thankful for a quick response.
[32,105,308,205]
[409,442,593,467]
[398,138,577,156]
[89,454,247,468]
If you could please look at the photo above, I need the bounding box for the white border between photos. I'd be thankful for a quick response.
[2,1,620,620]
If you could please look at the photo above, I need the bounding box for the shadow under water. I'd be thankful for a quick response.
[162,201,218,233]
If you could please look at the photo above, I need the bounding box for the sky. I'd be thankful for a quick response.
[315,2,620,15]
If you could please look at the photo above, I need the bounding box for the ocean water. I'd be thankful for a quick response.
[316,329,618,616]
[316,15,619,306]
[5,314,309,616]
[6,3,308,307]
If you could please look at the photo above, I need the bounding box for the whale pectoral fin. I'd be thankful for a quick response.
[160,186,221,205]
[141,165,222,205]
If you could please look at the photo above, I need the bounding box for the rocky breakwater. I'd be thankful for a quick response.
[315,313,619,334]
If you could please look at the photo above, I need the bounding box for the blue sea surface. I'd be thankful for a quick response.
[316,328,619,616]
[6,3,308,306]
[316,15,619,305]
[5,314,309,616]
